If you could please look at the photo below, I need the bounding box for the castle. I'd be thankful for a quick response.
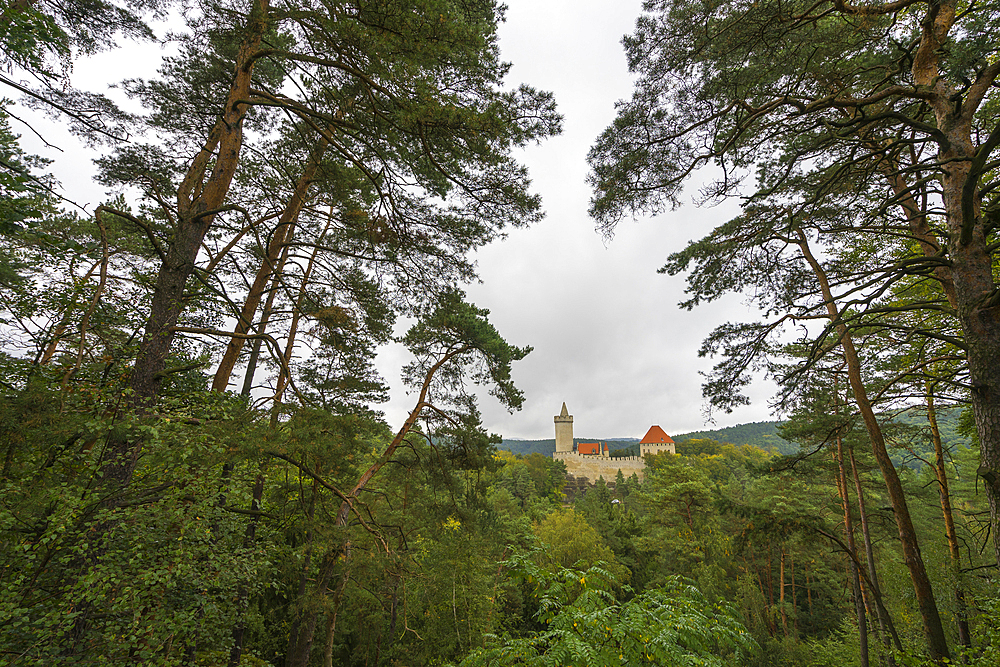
[552,403,675,484]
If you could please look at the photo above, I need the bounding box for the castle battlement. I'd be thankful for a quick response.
[554,452,644,463]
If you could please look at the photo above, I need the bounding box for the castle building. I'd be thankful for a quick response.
[577,442,607,456]
[639,425,676,456]
[552,404,674,484]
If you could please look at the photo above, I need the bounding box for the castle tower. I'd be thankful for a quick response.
[554,402,574,453]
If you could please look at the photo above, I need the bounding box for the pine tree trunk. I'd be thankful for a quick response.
[806,568,812,616]
[945,178,1000,568]
[239,235,292,397]
[779,548,788,637]
[322,563,352,667]
[915,1,1000,567]
[849,443,902,657]
[286,553,337,667]
[798,232,950,662]
[836,429,869,667]
[766,546,774,610]
[212,140,326,392]
[102,0,271,487]
[790,551,797,633]
[269,214,333,424]
[926,385,972,651]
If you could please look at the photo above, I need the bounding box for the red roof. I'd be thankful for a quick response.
[578,442,601,455]
[639,425,674,445]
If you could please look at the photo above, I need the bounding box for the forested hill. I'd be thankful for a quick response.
[497,439,555,456]
[675,407,968,461]
[674,421,794,454]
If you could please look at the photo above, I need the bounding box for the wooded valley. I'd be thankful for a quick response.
[1,0,999,665]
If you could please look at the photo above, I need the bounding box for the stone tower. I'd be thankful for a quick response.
[554,402,574,453]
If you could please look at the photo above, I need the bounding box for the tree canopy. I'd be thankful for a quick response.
[589,0,1000,661]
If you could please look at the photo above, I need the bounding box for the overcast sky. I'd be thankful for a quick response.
[381,0,779,440]
[467,0,781,439]
[21,0,779,441]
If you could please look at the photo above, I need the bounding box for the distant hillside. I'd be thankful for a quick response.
[672,410,971,459]
[880,405,972,467]
[498,439,555,456]
[673,421,795,455]
[889,405,966,448]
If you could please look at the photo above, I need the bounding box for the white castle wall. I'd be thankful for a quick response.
[640,443,675,456]
[553,451,646,483]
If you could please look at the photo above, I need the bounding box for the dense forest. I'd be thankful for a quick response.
[1,0,999,665]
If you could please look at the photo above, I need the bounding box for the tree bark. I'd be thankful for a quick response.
[936,118,1000,567]
[806,568,812,616]
[239,230,293,397]
[789,551,797,633]
[286,553,337,667]
[268,213,333,425]
[836,427,869,667]
[779,548,789,637]
[943,186,1000,568]
[322,564,352,667]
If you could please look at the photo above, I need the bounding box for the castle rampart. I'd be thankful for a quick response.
[553,450,647,483]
